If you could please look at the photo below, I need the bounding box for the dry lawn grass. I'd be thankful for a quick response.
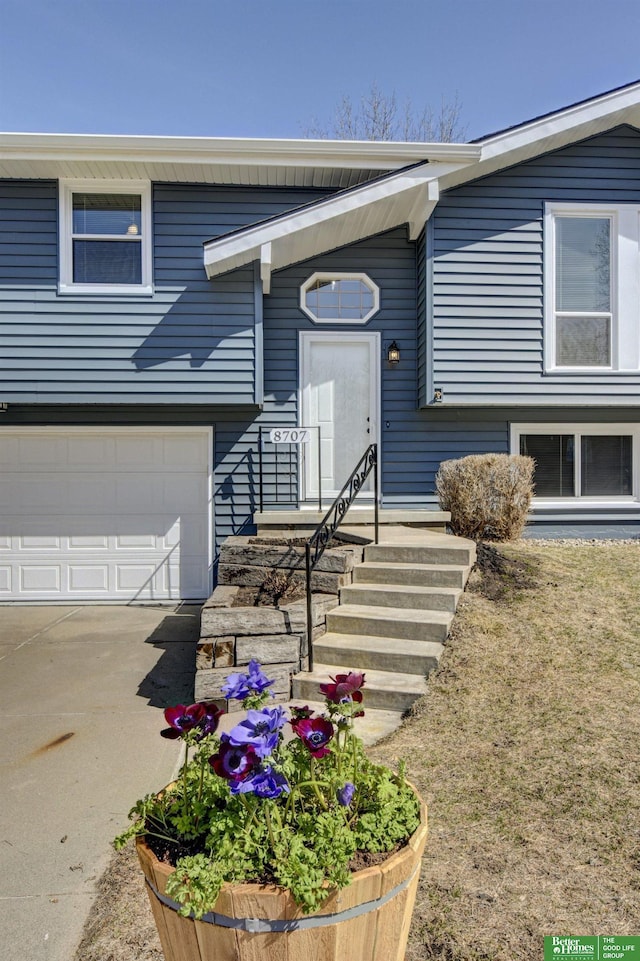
[370,541,640,960]
[75,542,640,961]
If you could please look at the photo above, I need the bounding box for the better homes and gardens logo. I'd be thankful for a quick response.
[544,937,640,960]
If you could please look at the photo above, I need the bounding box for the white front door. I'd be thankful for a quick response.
[300,332,379,502]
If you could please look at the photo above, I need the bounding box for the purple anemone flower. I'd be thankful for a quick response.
[337,782,355,807]
[220,661,275,701]
[161,702,206,740]
[228,706,286,759]
[231,765,289,798]
[292,716,334,758]
[221,671,251,701]
[209,735,260,782]
[246,660,275,694]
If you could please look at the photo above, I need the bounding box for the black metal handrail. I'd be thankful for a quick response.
[257,425,323,513]
[304,444,379,670]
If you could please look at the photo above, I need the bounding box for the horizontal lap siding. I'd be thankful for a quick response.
[0,181,326,404]
[431,126,640,405]
[6,401,639,544]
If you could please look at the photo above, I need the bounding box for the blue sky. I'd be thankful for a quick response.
[1,0,640,142]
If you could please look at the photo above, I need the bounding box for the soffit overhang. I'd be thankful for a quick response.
[0,131,480,190]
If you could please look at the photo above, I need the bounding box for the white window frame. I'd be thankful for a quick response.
[300,272,379,325]
[58,179,153,295]
[544,203,640,372]
[511,422,639,507]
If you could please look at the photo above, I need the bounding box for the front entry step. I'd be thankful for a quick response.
[293,664,428,713]
[340,582,461,613]
[354,560,471,589]
[327,604,453,643]
[292,529,475,732]
[313,631,443,676]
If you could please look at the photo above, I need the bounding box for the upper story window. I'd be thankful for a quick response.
[300,273,379,324]
[59,180,152,295]
[545,203,640,372]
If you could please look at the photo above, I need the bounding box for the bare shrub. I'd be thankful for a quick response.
[435,453,534,541]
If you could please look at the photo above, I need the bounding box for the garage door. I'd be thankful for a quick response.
[0,428,212,602]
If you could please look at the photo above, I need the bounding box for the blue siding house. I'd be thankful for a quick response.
[1,82,639,602]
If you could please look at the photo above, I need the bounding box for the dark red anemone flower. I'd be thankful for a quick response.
[293,716,334,758]
[289,704,314,727]
[319,671,366,704]
[199,702,225,737]
[161,703,207,739]
[209,737,260,781]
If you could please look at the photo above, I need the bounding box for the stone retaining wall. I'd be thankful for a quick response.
[194,536,365,709]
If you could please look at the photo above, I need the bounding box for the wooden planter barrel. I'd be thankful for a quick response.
[136,790,427,961]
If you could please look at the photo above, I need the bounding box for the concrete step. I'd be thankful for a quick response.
[293,664,427,713]
[327,603,452,643]
[365,541,475,567]
[340,582,461,613]
[313,631,444,675]
[288,698,404,746]
[353,560,471,589]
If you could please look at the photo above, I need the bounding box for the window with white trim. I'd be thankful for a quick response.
[545,203,640,371]
[300,273,379,324]
[512,424,636,502]
[59,180,152,294]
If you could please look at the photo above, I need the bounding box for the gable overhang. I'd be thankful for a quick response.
[203,158,477,288]
[440,80,640,190]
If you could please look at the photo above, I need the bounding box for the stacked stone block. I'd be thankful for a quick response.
[194,536,363,708]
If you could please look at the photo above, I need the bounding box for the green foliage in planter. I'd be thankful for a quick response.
[115,664,420,918]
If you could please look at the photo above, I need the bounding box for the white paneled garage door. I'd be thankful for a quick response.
[0,428,212,602]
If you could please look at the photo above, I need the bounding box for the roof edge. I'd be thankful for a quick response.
[474,78,640,147]
[0,131,480,170]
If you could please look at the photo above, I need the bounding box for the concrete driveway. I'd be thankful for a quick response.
[0,604,201,961]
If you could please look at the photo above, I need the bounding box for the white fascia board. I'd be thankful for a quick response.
[479,82,640,154]
[442,83,640,189]
[0,131,480,173]
[203,161,467,279]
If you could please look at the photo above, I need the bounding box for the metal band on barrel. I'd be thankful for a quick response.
[146,864,419,933]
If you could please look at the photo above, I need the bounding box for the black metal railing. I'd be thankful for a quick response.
[304,444,379,670]
[257,426,322,513]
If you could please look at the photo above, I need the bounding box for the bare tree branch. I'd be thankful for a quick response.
[302,85,466,142]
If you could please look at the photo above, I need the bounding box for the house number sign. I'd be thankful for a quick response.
[269,428,310,444]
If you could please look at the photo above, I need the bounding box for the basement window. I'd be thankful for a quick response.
[512,424,635,502]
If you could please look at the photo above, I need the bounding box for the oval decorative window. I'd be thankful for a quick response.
[300,272,379,324]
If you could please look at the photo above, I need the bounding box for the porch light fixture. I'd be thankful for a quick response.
[387,341,400,365]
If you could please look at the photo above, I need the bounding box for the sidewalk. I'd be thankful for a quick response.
[0,604,199,961]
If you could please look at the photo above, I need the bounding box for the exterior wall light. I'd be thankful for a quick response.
[387,341,400,365]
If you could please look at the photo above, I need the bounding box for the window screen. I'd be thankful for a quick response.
[581,435,632,496]
[520,434,575,497]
